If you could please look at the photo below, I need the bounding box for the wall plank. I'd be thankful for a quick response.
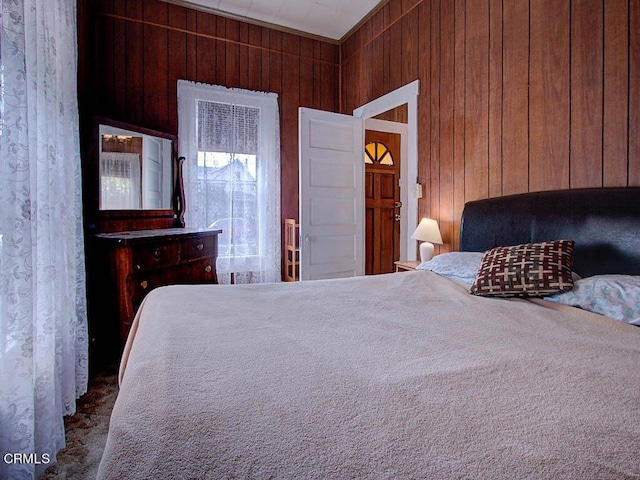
[603,0,628,187]
[225,19,240,88]
[113,2,127,119]
[125,0,144,125]
[439,0,455,252]
[630,0,640,185]
[142,1,169,132]
[570,0,603,188]
[429,0,440,227]
[488,0,503,198]
[401,12,419,85]
[195,13,216,85]
[185,9,197,80]
[452,0,466,252]
[215,17,227,85]
[501,0,529,196]
[97,4,115,118]
[167,4,187,135]
[529,0,570,192]
[464,0,490,201]
[300,38,315,108]
[389,21,403,93]
[417,0,431,231]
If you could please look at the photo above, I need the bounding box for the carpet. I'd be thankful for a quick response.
[39,364,118,480]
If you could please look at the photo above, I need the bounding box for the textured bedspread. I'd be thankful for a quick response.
[98,271,640,479]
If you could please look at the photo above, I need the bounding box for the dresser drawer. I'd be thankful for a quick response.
[180,235,217,262]
[132,241,180,271]
[129,257,217,311]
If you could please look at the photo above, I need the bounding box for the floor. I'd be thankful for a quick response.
[38,364,118,480]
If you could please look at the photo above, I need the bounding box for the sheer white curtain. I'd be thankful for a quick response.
[0,0,88,478]
[178,81,281,284]
[100,152,142,209]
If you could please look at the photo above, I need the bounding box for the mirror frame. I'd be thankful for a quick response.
[87,117,185,233]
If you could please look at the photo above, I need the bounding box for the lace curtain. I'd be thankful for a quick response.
[0,0,88,478]
[177,81,281,284]
[100,152,142,209]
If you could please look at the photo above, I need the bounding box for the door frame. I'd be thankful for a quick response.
[364,118,409,262]
[353,80,419,261]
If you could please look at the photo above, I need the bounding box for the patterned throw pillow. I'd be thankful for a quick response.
[469,240,575,297]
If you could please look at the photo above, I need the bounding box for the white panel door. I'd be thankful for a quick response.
[299,107,364,280]
[143,137,163,209]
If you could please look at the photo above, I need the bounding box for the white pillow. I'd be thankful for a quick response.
[417,252,484,284]
[546,274,640,326]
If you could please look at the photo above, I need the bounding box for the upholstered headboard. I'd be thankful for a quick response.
[459,187,640,277]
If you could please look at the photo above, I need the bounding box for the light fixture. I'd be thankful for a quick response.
[411,218,443,263]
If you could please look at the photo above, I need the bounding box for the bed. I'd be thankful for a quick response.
[98,188,640,480]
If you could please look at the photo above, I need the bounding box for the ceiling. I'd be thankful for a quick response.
[165,0,386,41]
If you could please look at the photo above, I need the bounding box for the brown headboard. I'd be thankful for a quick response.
[459,188,640,277]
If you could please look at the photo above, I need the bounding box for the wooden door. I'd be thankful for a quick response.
[364,130,401,275]
[298,107,364,280]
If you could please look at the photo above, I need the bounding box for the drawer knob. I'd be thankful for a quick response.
[140,280,148,289]
[153,248,162,258]
[135,264,141,270]
[196,243,204,251]
[204,265,212,273]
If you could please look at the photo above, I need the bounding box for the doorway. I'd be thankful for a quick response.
[364,129,401,274]
[298,81,419,281]
[354,80,420,263]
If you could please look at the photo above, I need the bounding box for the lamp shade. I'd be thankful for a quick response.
[411,218,443,244]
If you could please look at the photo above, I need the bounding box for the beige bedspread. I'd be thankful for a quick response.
[98,271,640,479]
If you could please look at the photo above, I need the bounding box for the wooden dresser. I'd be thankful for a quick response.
[88,228,221,359]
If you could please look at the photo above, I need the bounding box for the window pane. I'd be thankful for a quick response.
[197,151,258,256]
[364,141,394,166]
[196,99,262,258]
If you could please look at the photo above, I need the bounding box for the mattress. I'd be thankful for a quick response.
[98,271,640,479]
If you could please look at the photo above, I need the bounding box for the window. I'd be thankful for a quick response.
[365,141,394,166]
[178,81,281,284]
[196,101,259,256]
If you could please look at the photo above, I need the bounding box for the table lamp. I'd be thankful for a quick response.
[411,218,443,262]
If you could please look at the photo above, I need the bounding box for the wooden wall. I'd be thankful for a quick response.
[341,0,640,252]
[78,0,339,235]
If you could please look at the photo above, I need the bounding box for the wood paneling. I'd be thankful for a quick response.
[78,0,339,266]
[80,0,639,258]
[341,0,640,250]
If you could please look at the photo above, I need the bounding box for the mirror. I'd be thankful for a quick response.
[97,121,175,211]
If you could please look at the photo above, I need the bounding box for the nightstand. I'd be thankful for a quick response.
[394,260,421,272]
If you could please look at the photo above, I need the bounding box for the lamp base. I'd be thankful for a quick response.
[419,242,435,263]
